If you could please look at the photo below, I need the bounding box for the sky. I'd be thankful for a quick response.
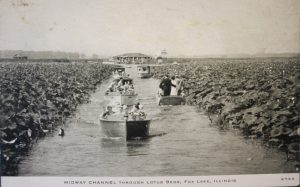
[0,0,299,57]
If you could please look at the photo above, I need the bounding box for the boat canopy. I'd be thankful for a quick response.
[113,67,128,79]
[113,67,125,74]
[114,67,125,71]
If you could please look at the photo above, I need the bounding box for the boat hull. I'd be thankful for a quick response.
[100,118,151,140]
[105,93,138,106]
[126,120,150,139]
[137,65,153,78]
[100,119,126,139]
[157,94,185,105]
[137,72,153,78]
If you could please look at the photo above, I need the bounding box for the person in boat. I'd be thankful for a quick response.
[170,76,178,96]
[106,82,115,92]
[121,105,129,120]
[101,106,115,119]
[129,103,146,120]
[129,82,134,89]
[175,75,184,96]
[121,71,126,77]
[114,70,121,78]
[122,81,130,91]
[116,77,125,92]
[123,84,135,95]
[118,77,124,87]
[159,75,176,96]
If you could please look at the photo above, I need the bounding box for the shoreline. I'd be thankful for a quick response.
[0,62,114,175]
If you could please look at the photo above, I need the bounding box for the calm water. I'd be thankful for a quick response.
[18,65,294,176]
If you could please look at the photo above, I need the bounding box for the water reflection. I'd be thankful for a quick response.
[100,131,167,149]
[126,139,151,156]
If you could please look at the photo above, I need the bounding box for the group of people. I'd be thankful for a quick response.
[101,102,146,120]
[159,75,184,96]
[102,69,146,121]
[106,77,135,95]
[113,69,128,78]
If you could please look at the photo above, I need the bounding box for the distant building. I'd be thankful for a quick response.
[13,54,28,60]
[113,53,152,64]
[160,49,167,58]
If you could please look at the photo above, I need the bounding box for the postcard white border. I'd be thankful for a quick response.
[1,173,299,187]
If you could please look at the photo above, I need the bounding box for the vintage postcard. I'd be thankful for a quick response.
[0,0,299,186]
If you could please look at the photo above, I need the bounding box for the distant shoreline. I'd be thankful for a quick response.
[0,56,300,64]
[0,50,299,60]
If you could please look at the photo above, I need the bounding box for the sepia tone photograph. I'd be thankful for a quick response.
[0,0,299,186]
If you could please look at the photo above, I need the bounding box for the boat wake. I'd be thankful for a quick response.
[148,132,166,138]
[102,137,124,141]
[101,137,126,145]
[138,96,155,100]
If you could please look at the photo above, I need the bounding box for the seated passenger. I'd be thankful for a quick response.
[127,85,135,94]
[118,77,124,87]
[137,105,146,118]
[123,81,130,91]
[116,78,125,92]
[101,106,115,119]
[107,82,115,92]
[121,105,129,120]
[129,103,146,120]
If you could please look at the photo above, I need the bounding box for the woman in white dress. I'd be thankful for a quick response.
[175,75,183,96]
[170,76,177,96]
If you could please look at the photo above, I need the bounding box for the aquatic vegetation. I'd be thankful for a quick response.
[153,57,300,160]
[0,62,114,175]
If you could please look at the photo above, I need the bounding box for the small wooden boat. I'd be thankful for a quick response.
[156,93,185,106]
[137,65,153,78]
[100,118,151,140]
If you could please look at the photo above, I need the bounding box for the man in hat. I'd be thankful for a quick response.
[159,75,175,96]
[129,102,146,120]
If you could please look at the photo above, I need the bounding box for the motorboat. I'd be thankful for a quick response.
[105,92,138,106]
[137,65,153,78]
[100,113,151,140]
[156,93,185,106]
[112,67,127,79]
[105,77,138,106]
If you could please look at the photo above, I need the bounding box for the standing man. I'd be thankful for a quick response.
[159,75,175,96]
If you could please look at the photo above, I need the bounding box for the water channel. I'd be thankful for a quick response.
[18,65,294,176]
